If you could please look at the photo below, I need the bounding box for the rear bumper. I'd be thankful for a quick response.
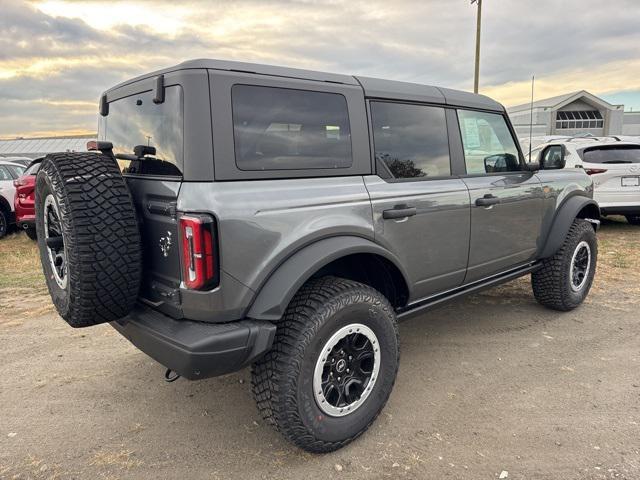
[111,305,276,380]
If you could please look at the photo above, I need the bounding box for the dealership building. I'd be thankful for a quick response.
[0,134,95,159]
[507,90,640,139]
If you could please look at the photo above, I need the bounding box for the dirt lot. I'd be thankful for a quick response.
[1,218,639,480]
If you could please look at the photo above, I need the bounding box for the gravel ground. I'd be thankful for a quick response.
[1,219,639,479]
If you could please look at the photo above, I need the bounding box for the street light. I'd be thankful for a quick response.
[471,0,482,94]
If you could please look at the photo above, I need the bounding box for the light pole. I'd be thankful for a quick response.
[471,0,482,94]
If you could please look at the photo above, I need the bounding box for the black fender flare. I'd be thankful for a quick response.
[246,236,410,321]
[539,196,600,259]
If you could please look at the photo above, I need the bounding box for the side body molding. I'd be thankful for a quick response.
[246,236,410,321]
[539,196,600,259]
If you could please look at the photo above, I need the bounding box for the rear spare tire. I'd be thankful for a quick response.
[35,152,141,327]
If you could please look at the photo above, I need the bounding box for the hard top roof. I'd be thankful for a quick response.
[107,58,504,112]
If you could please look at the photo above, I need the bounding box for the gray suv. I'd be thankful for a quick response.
[35,59,600,453]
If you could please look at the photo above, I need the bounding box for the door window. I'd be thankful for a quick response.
[457,110,521,174]
[370,102,451,180]
[232,85,352,171]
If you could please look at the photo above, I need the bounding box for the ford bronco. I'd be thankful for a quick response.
[35,59,599,452]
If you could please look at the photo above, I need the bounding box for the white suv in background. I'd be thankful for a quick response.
[529,137,640,225]
[0,160,26,237]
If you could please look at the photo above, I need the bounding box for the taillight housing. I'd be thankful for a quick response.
[179,215,218,290]
[585,168,607,175]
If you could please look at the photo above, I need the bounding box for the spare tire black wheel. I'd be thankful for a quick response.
[35,152,142,328]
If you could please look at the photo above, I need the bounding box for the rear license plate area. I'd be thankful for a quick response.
[621,176,639,187]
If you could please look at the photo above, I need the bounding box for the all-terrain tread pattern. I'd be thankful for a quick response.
[36,152,141,327]
[532,219,597,311]
[251,276,399,453]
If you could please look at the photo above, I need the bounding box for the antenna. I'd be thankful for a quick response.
[528,75,535,161]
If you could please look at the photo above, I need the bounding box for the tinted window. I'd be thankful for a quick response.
[457,110,521,174]
[371,102,451,179]
[100,85,184,176]
[582,146,640,164]
[232,85,352,171]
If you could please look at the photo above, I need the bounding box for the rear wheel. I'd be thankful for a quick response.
[625,215,640,226]
[532,219,597,311]
[35,152,141,327]
[251,276,399,453]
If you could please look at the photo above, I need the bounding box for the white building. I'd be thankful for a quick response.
[507,90,628,139]
[0,134,95,159]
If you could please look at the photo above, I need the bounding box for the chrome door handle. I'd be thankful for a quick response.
[383,205,417,219]
[475,194,501,207]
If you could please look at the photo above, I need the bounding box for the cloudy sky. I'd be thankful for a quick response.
[1,0,640,139]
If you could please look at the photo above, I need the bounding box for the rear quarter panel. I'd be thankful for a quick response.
[178,177,374,315]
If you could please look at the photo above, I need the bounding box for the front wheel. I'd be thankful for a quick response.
[251,276,399,453]
[532,219,597,311]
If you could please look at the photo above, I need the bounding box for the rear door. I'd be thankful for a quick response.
[456,109,544,283]
[365,101,470,301]
[579,145,640,210]
[99,70,213,317]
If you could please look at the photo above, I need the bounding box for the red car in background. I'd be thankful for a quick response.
[13,159,41,240]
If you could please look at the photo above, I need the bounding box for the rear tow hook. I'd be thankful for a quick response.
[164,368,181,383]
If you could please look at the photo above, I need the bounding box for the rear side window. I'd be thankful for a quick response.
[231,85,352,171]
[582,146,640,164]
[457,110,521,174]
[100,85,184,176]
[370,102,451,179]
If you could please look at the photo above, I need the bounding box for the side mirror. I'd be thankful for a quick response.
[525,162,540,172]
[484,153,519,173]
[540,145,566,170]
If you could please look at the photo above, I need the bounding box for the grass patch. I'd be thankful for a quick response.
[0,232,46,290]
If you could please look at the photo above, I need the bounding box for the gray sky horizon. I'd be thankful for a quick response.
[1,0,639,139]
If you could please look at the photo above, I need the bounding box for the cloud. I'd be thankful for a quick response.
[1,0,639,137]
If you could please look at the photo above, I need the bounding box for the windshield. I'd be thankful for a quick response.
[582,145,640,164]
[99,85,184,176]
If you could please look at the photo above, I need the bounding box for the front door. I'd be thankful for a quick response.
[455,109,544,283]
[365,101,470,301]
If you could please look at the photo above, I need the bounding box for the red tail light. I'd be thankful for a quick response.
[180,215,218,290]
[585,168,607,175]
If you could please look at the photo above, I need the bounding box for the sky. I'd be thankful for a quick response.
[1,0,640,139]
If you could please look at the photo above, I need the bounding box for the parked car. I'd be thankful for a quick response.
[34,59,600,453]
[529,137,640,224]
[1,156,33,167]
[0,160,26,238]
[14,159,42,240]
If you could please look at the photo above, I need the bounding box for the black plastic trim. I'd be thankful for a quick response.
[111,304,276,380]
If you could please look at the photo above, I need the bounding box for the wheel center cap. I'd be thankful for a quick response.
[335,359,347,373]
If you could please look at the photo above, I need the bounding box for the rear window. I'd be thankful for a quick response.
[582,145,640,164]
[99,85,184,176]
[231,85,352,171]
